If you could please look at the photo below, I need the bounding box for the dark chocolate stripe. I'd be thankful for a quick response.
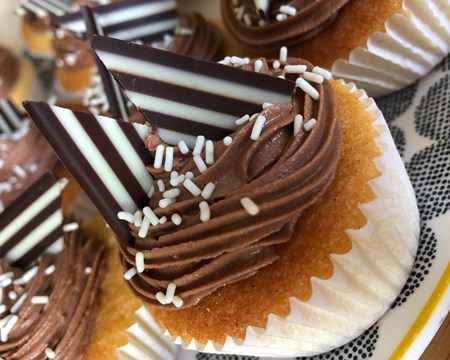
[103,9,177,35]
[75,111,145,205]
[0,197,60,257]
[92,35,295,94]
[141,110,232,139]
[114,72,262,117]
[0,173,57,232]
[117,121,153,166]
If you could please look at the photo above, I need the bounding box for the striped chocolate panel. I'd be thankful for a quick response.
[51,0,178,43]
[93,36,294,146]
[18,0,77,18]
[23,101,154,245]
[0,173,66,267]
[0,99,28,137]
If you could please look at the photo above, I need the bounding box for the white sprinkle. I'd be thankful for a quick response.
[157,179,165,193]
[272,60,280,69]
[143,207,159,226]
[258,19,267,26]
[303,71,324,84]
[138,215,151,238]
[62,222,79,232]
[0,305,6,314]
[170,171,179,179]
[243,13,252,26]
[276,13,287,21]
[135,252,145,273]
[159,216,167,224]
[183,178,201,197]
[84,267,92,275]
[156,291,167,305]
[154,145,165,169]
[223,136,233,146]
[170,174,185,187]
[165,282,177,304]
[262,102,273,109]
[193,155,208,173]
[31,296,49,305]
[304,118,317,132]
[254,59,263,72]
[133,211,143,227]
[147,184,155,198]
[296,77,320,100]
[235,114,250,126]
[12,165,26,179]
[177,27,194,36]
[171,213,182,225]
[251,115,266,140]
[312,66,332,79]
[14,266,38,286]
[8,291,16,301]
[45,347,56,359]
[176,140,189,155]
[201,182,216,200]
[1,315,18,342]
[279,47,288,62]
[294,114,304,135]
[218,58,231,65]
[199,201,211,222]
[44,265,55,276]
[205,140,214,165]
[240,197,260,215]
[0,273,13,283]
[163,188,180,199]
[172,296,184,308]
[159,198,175,208]
[124,267,137,280]
[192,135,205,156]
[279,5,297,16]
[284,64,307,74]
[10,294,27,314]
[117,211,134,223]
[164,147,174,172]
[249,113,259,121]
[230,56,250,66]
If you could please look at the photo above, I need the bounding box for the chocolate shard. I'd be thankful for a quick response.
[23,101,154,246]
[0,99,28,138]
[92,36,295,147]
[51,0,179,44]
[17,0,77,18]
[0,172,66,268]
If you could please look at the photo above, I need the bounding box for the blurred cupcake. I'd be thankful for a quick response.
[15,0,78,57]
[221,0,450,97]
[24,37,420,357]
[0,46,45,108]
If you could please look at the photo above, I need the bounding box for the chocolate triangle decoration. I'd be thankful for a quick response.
[17,0,77,18]
[93,35,295,147]
[0,172,66,267]
[23,101,154,245]
[0,99,28,138]
[51,0,179,44]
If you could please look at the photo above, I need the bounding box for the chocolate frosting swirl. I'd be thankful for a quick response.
[0,47,19,98]
[51,29,95,70]
[119,57,342,309]
[221,0,350,50]
[0,230,105,360]
[0,122,58,209]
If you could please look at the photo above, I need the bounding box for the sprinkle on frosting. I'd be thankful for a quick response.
[240,197,260,216]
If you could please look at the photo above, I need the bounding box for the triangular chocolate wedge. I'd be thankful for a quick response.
[23,102,153,245]
[0,172,66,267]
[0,99,28,138]
[51,0,179,44]
[93,35,295,147]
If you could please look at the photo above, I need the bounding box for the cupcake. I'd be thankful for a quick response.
[0,46,44,108]
[0,98,57,211]
[0,173,143,359]
[15,0,78,57]
[220,0,450,97]
[23,37,419,357]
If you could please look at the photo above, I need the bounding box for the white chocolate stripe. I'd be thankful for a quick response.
[96,51,291,106]
[4,210,62,264]
[60,0,177,35]
[50,106,147,213]
[0,179,65,247]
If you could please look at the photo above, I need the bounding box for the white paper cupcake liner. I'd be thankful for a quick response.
[332,0,450,98]
[117,81,420,358]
